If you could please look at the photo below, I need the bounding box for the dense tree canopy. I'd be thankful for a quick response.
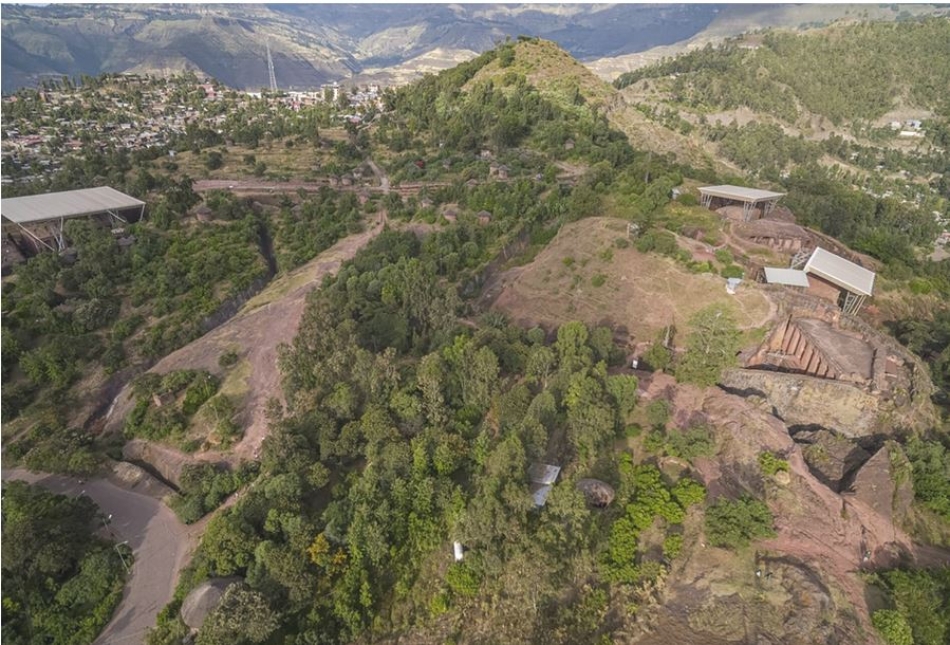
[2,482,127,645]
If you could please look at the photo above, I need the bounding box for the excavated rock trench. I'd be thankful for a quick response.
[634,374,948,644]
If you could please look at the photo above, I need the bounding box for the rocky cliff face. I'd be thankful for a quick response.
[719,369,885,438]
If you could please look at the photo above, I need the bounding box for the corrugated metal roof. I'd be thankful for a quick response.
[528,463,560,485]
[1,187,144,224]
[804,247,875,296]
[530,483,553,508]
[699,184,785,202]
[763,267,810,288]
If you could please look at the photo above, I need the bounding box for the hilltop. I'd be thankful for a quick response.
[461,38,723,172]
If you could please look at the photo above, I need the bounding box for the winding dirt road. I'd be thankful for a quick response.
[2,468,195,645]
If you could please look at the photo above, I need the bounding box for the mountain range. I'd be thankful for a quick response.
[2,3,948,93]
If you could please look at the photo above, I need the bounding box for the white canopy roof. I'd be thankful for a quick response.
[763,267,810,288]
[699,185,785,203]
[804,247,875,297]
[1,187,144,225]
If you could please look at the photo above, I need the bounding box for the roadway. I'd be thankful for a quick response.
[2,468,194,645]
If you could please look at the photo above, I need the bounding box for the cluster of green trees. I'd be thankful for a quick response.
[2,482,128,645]
[602,457,706,583]
[706,121,823,180]
[617,18,950,125]
[147,226,733,645]
[2,214,268,429]
[781,164,943,266]
[125,370,222,449]
[272,189,364,271]
[704,496,776,549]
[902,437,950,522]
[889,308,950,408]
[377,44,634,175]
[869,567,950,645]
[169,462,260,524]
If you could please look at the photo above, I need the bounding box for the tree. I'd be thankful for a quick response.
[196,584,278,645]
[704,496,775,549]
[205,151,224,170]
[675,305,741,386]
[2,482,125,645]
[871,610,913,645]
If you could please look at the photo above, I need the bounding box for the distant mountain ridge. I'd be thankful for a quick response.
[0,3,723,92]
[2,3,949,94]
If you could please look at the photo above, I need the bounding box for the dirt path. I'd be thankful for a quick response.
[194,178,332,193]
[107,219,388,469]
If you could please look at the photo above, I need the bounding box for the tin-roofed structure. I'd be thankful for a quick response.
[528,463,560,508]
[2,187,145,253]
[802,247,875,314]
[699,184,785,221]
[762,267,810,289]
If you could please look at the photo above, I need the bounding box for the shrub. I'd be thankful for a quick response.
[704,496,775,549]
[636,230,678,256]
[218,349,240,368]
[665,425,716,461]
[446,562,481,597]
[675,305,741,387]
[909,277,933,295]
[642,341,673,372]
[591,273,607,287]
[182,373,220,416]
[645,400,670,428]
[663,534,684,559]
[759,451,790,476]
[721,264,745,279]
[871,609,913,645]
[714,248,734,265]
[677,193,699,206]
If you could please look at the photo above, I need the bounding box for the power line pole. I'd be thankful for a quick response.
[266,41,278,92]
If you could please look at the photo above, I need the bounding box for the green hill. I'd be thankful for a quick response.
[616,18,950,125]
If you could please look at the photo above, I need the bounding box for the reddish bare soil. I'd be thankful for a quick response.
[489,217,775,344]
[107,220,387,471]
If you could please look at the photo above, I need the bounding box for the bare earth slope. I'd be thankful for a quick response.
[107,220,386,467]
[489,217,773,343]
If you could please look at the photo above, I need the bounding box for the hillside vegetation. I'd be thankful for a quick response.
[616,18,950,124]
[2,32,950,645]
[2,481,129,645]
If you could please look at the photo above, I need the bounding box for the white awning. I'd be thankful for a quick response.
[699,185,785,203]
[803,247,875,297]
[763,267,810,288]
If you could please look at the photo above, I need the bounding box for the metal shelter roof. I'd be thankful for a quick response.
[528,463,561,508]
[699,185,786,203]
[1,187,144,225]
[803,247,875,297]
[763,267,811,288]
[528,463,561,486]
